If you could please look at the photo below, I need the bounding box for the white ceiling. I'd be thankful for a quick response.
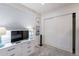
[22,3,73,15]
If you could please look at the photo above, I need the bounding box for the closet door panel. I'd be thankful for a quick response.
[44,14,72,52]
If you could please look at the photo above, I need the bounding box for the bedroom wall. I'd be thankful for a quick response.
[0,4,38,30]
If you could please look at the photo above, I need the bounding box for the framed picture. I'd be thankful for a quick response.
[36,26,40,36]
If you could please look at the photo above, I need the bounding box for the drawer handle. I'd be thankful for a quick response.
[27,50,31,53]
[10,54,15,56]
[8,48,15,51]
[27,42,31,44]
[27,46,31,48]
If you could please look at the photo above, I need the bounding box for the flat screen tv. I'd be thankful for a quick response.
[11,31,29,43]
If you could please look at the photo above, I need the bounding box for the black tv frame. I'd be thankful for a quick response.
[11,30,29,43]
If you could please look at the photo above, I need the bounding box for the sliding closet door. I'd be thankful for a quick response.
[44,14,72,52]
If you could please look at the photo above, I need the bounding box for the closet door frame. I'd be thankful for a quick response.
[72,13,76,54]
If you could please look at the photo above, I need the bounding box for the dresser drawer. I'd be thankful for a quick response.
[27,46,34,55]
[27,49,34,55]
[22,41,31,46]
[7,47,15,52]
[7,52,19,56]
[26,41,31,44]
[4,45,16,52]
[9,53,16,56]
[0,44,22,56]
[0,51,8,56]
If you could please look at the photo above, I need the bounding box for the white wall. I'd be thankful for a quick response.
[41,4,79,55]
[0,4,37,30]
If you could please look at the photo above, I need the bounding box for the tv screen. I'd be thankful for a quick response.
[11,31,29,43]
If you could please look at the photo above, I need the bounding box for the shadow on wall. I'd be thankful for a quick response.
[0,22,27,30]
[0,4,35,31]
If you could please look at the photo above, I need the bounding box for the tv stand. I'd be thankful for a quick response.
[15,41,21,44]
[0,40,35,56]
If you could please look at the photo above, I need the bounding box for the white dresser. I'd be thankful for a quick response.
[0,40,35,56]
